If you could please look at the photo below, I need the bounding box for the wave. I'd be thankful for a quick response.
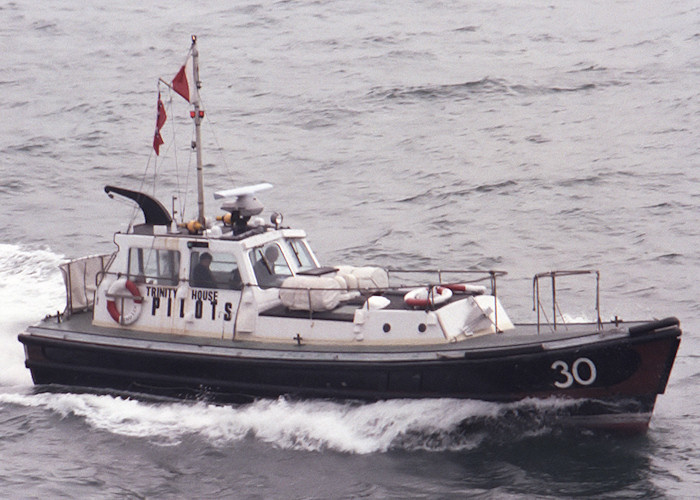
[368,78,615,103]
[0,392,581,454]
[396,179,519,204]
[474,179,518,194]
[369,78,511,101]
[0,178,30,195]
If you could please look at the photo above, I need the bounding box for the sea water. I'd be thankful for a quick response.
[1,0,698,497]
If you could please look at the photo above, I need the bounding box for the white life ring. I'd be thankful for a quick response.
[404,286,453,308]
[106,278,143,325]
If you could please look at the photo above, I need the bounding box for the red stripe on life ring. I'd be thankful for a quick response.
[443,283,467,292]
[107,300,121,322]
[125,280,143,303]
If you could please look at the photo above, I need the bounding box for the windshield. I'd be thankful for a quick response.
[284,239,318,272]
[249,243,293,289]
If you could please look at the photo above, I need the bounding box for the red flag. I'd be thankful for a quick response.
[153,131,164,155]
[153,93,167,155]
[156,93,167,130]
[172,58,192,102]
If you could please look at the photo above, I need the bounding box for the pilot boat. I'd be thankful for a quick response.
[18,37,681,434]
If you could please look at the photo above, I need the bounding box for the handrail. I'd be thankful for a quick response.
[92,266,509,328]
[387,269,507,290]
[388,269,507,332]
[95,268,506,293]
[532,270,601,333]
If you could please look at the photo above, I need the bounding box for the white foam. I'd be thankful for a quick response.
[0,244,66,387]
[0,391,579,454]
[561,313,595,324]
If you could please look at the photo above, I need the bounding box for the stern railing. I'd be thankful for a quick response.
[532,269,602,333]
[61,253,116,315]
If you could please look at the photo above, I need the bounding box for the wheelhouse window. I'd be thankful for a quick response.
[249,243,292,289]
[284,238,318,272]
[128,248,180,286]
[189,251,242,290]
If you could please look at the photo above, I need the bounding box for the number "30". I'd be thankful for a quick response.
[551,357,597,389]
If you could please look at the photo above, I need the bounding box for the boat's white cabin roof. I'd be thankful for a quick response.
[114,226,309,249]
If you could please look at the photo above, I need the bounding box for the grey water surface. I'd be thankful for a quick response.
[1,0,698,497]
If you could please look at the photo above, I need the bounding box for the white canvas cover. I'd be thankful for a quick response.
[279,275,347,311]
[280,276,360,311]
[60,254,113,313]
[335,265,389,291]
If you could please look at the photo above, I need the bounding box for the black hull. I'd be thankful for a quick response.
[18,318,681,434]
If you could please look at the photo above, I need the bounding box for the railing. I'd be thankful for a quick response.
[87,265,508,327]
[61,253,116,314]
[387,268,506,289]
[388,269,507,331]
[532,270,602,333]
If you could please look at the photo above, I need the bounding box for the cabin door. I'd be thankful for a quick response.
[186,249,243,340]
[126,247,180,332]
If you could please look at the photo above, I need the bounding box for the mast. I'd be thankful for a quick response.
[190,35,206,226]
